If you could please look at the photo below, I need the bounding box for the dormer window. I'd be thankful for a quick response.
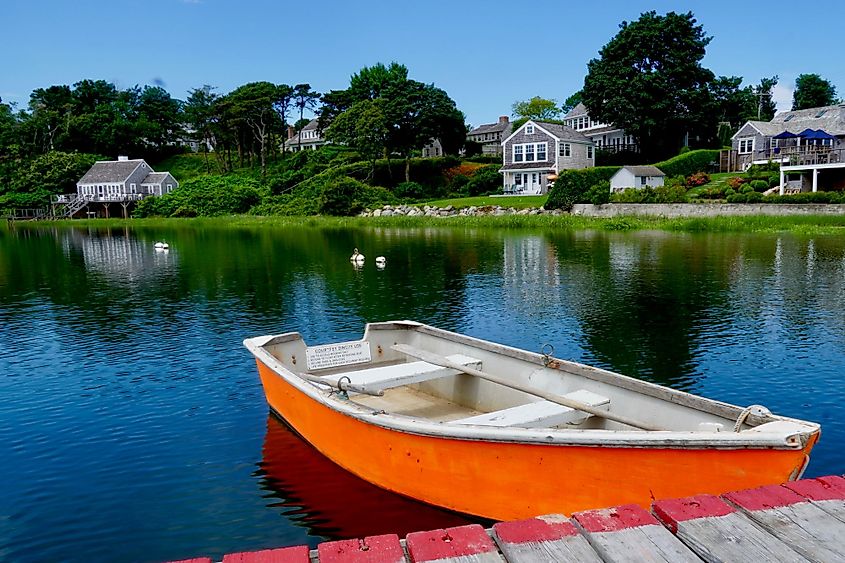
[525,124,534,135]
[815,109,827,118]
[784,114,794,122]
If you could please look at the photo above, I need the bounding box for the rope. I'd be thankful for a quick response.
[734,404,771,432]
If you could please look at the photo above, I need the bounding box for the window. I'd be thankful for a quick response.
[536,142,547,161]
[587,145,594,159]
[559,143,571,157]
[815,109,827,118]
[514,145,524,162]
[771,138,779,149]
[167,184,173,191]
[784,114,794,122]
[524,143,536,161]
[738,138,754,154]
[525,124,535,134]
[640,176,648,186]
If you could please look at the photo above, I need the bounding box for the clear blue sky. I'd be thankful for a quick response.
[3,0,843,126]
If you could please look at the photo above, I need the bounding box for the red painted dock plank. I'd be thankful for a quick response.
[784,475,845,501]
[317,534,406,563]
[222,545,310,563]
[166,559,213,563]
[406,524,502,562]
[493,515,601,562]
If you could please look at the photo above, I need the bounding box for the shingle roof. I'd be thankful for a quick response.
[771,104,845,136]
[285,119,325,146]
[141,172,169,185]
[563,102,588,119]
[533,121,592,143]
[469,120,511,135]
[622,165,665,177]
[78,160,145,184]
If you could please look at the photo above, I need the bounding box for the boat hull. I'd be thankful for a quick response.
[255,358,817,520]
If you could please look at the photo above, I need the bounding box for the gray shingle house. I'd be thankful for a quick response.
[562,103,638,153]
[610,166,666,193]
[76,157,177,200]
[467,116,512,156]
[285,119,326,152]
[500,120,595,194]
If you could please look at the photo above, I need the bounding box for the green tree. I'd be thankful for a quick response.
[753,76,778,121]
[792,74,839,110]
[225,82,284,175]
[273,84,294,155]
[582,11,715,159]
[135,85,183,150]
[512,96,561,120]
[1,151,102,207]
[325,99,389,179]
[184,85,219,172]
[292,83,321,152]
[561,91,583,114]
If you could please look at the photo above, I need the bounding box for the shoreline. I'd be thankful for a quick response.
[8,212,845,235]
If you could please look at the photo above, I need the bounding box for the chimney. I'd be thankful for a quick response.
[287,126,296,139]
[498,116,509,124]
[118,155,129,161]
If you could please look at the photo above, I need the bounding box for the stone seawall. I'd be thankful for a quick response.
[571,203,845,218]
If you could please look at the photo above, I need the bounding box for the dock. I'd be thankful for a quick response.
[170,474,845,562]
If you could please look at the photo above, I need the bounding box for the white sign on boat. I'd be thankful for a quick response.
[306,341,372,371]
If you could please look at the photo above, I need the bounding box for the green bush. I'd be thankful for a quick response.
[750,180,769,192]
[134,176,264,217]
[585,181,610,205]
[394,181,427,199]
[465,165,502,196]
[450,174,470,194]
[740,184,755,194]
[545,166,620,210]
[725,192,845,204]
[767,173,780,187]
[318,176,367,216]
[1,151,104,208]
[610,184,687,204]
[654,149,720,177]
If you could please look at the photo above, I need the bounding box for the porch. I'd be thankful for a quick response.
[501,169,553,195]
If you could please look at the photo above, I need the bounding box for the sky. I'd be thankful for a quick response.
[3,0,844,127]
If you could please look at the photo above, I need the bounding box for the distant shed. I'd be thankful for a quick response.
[610,165,666,192]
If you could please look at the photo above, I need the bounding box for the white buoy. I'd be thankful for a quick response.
[375,256,386,265]
[161,242,169,250]
[154,242,164,249]
[350,248,365,263]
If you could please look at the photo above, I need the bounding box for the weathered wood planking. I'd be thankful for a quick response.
[405,524,504,563]
[491,514,603,562]
[454,390,609,428]
[783,475,845,523]
[652,494,808,563]
[723,484,845,563]
[572,504,700,562]
[323,355,481,392]
[317,534,407,563]
[221,545,311,562]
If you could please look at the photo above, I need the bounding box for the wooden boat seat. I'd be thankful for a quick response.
[321,354,481,393]
[453,389,610,428]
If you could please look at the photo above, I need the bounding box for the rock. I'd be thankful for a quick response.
[373,209,382,217]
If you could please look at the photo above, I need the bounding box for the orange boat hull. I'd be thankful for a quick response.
[256,359,817,520]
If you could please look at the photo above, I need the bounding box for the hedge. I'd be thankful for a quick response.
[134,176,265,217]
[653,149,720,177]
[545,167,620,210]
[727,192,845,204]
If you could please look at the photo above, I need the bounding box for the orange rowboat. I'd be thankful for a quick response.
[244,321,820,520]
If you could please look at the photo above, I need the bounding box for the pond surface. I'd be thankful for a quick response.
[1,223,844,562]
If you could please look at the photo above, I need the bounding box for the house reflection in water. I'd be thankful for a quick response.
[63,228,177,282]
[256,415,480,541]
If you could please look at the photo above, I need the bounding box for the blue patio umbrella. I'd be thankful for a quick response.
[773,131,798,139]
[798,128,836,140]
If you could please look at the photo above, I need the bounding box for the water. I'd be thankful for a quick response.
[1,224,844,562]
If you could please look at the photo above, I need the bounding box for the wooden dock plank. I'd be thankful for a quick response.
[491,514,602,562]
[723,484,845,563]
[221,545,311,562]
[652,494,808,563]
[573,504,700,562]
[783,476,845,523]
[317,534,407,563]
[405,524,504,563]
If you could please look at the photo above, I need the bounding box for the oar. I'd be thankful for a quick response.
[392,344,663,431]
[298,372,384,397]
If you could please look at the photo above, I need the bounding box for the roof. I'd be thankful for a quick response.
[285,119,325,146]
[141,172,169,185]
[499,163,556,172]
[468,120,511,136]
[617,165,666,177]
[532,121,592,143]
[77,160,145,184]
[563,102,589,119]
[734,105,845,139]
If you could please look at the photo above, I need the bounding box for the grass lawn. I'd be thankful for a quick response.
[686,172,741,198]
[423,195,548,209]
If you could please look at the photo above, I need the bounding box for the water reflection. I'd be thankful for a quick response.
[257,415,478,540]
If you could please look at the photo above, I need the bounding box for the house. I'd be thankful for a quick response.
[285,119,326,152]
[609,166,666,193]
[76,157,177,200]
[730,104,845,193]
[562,103,638,153]
[499,120,595,194]
[422,138,443,158]
[467,116,512,156]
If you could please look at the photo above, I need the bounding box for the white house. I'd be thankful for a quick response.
[499,120,595,194]
[609,166,666,193]
[76,157,178,200]
[285,119,326,151]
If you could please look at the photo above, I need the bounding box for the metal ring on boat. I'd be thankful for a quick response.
[336,376,352,399]
[541,343,555,366]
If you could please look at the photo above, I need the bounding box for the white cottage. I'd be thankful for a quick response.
[76,157,178,201]
[609,166,666,193]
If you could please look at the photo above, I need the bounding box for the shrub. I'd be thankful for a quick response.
[394,181,427,199]
[740,184,754,194]
[653,149,720,177]
[546,166,620,210]
[465,165,502,196]
[585,181,610,205]
[727,176,745,190]
[609,184,687,204]
[767,173,780,188]
[750,180,769,192]
[686,172,711,187]
[134,176,264,217]
[449,174,470,194]
[724,187,736,197]
[318,176,368,216]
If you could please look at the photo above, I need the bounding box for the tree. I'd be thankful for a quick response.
[582,11,715,159]
[325,99,389,178]
[753,76,778,121]
[225,82,283,176]
[292,83,321,152]
[184,85,219,172]
[561,91,582,114]
[273,84,293,155]
[512,96,561,120]
[792,74,838,110]
[135,85,183,150]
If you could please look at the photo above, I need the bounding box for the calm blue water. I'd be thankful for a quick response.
[0,224,843,562]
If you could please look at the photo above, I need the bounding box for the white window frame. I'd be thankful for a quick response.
[524,143,536,162]
[771,138,779,149]
[525,124,534,135]
[587,145,594,159]
[559,143,571,157]
[536,142,547,161]
[738,138,754,154]
[513,145,523,162]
